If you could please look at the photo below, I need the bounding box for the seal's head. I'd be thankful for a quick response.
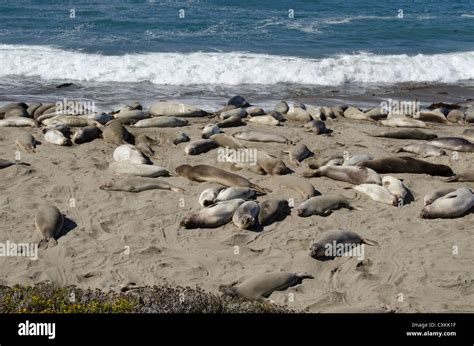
[175,164,191,177]
[308,242,325,259]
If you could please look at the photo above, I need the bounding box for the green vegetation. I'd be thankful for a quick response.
[0,283,293,313]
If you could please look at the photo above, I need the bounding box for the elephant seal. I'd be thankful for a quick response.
[382,176,410,204]
[344,107,374,121]
[296,194,360,217]
[227,95,250,108]
[210,134,244,149]
[370,129,437,140]
[216,187,257,202]
[149,101,208,117]
[100,177,183,193]
[219,271,313,300]
[247,114,280,126]
[380,117,427,128]
[5,108,29,118]
[447,109,465,123]
[304,120,330,134]
[307,155,344,169]
[168,131,190,145]
[0,159,30,169]
[415,109,448,123]
[217,114,245,128]
[72,126,101,144]
[309,230,377,260]
[232,201,259,229]
[277,176,318,199]
[220,108,247,120]
[233,130,290,144]
[44,129,70,146]
[175,164,267,194]
[202,124,221,139]
[285,143,313,166]
[428,137,474,152]
[199,186,225,207]
[342,154,372,166]
[258,199,291,226]
[180,199,245,228]
[353,184,398,206]
[396,143,446,157]
[246,106,265,116]
[445,172,474,182]
[113,144,149,164]
[423,188,456,206]
[43,115,102,128]
[274,101,289,114]
[113,109,148,122]
[35,206,63,248]
[103,119,131,145]
[0,117,38,127]
[420,188,474,219]
[132,116,188,128]
[257,152,291,175]
[356,157,453,176]
[184,139,218,155]
[462,129,474,142]
[110,161,169,177]
[135,134,159,159]
[303,165,382,185]
[15,132,38,153]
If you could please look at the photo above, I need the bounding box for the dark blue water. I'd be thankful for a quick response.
[0,0,473,107]
[1,0,474,56]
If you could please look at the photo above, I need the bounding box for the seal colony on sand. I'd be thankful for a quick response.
[2,94,474,312]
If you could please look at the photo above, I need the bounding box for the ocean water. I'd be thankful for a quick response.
[1,0,474,108]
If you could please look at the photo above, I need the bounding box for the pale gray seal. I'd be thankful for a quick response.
[232,201,259,229]
[219,271,313,300]
[100,177,183,193]
[303,165,382,185]
[35,205,63,248]
[180,199,245,229]
[396,143,446,157]
[353,184,398,206]
[420,188,474,219]
[216,187,257,202]
[233,130,290,144]
[428,137,474,152]
[423,187,456,206]
[199,186,225,207]
[149,101,208,117]
[132,116,188,128]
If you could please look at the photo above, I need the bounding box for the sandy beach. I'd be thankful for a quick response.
[1,92,473,313]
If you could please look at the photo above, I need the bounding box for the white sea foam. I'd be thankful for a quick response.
[1,44,473,86]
